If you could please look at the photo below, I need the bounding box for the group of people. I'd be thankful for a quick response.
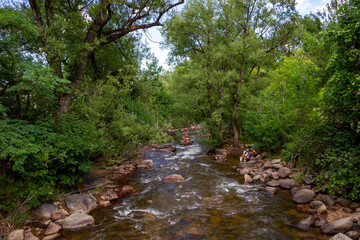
[240,145,258,163]
[182,129,192,144]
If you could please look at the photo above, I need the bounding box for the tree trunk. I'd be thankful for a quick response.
[231,111,239,145]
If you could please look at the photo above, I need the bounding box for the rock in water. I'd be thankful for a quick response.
[163,174,185,182]
[138,160,153,169]
[329,233,352,240]
[62,213,95,230]
[321,195,335,206]
[121,185,136,194]
[65,194,97,214]
[44,222,62,236]
[244,174,253,183]
[293,189,315,204]
[321,217,353,234]
[266,187,276,197]
[279,179,295,189]
[296,216,314,231]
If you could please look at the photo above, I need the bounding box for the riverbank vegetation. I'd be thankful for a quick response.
[0,0,359,226]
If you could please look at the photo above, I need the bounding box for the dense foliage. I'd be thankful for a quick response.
[1,0,360,226]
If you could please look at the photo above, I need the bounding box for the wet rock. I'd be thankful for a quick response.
[65,194,97,214]
[278,167,292,178]
[279,179,295,189]
[321,195,335,206]
[24,231,39,240]
[98,201,111,207]
[293,189,315,204]
[63,213,95,230]
[266,187,276,197]
[34,203,57,220]
[122,185,136,194]
[296,216,314,231]
[336,198,352,208]
[314,216,327,227]
[329,233,352,240]
[138,160,153,169]
[163,174,185,182]
[349,202,360,210]
[143,212,157,221]
[271,164,283,170]
[51,209,69,221]
[291,187,300,196]
[345,230,359,239]
[310,201,325,210]
[146,200,153,205]
[271,172,279,180]
[158,147,177,153]
[321,217,353,234]
[44,222,61,236]
[266,180,280,187]
[42,234,61,240]
[244,174,253,183]
[7,229,24,240]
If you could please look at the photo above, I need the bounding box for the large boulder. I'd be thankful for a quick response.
[138,160,153,169]
[321,217,354,234]
[34,203,57,220]
[65,194,97,214]
[62,213,95,230]
[6,229,24,240]
[278,167,292,178]
[329,233,352,240]
[293,189,315,204]
[336,198,352,208]
[279,179,295,189]
[163,174,185,182]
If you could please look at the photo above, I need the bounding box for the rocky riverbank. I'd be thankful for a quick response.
[4,144,180,240]
[233,154,360,240]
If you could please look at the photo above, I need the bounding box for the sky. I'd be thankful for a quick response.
[142,0,331,71]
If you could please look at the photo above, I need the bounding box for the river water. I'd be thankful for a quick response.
[62,131,329,240]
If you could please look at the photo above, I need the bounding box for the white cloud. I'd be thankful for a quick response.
[296,0,330,15]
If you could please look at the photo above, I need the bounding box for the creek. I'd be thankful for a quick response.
[62,130,329,240]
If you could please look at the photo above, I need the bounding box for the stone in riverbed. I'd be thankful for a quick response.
[253,175,262,181]
[310,200,325,210]
[349,202,360,210]
[244,174,253,183]
[42,234,61,240]
[278,167,292,178]
[62,213,94,230]
[293,189,315,204]
[291,187,299,196]
[295,216,314,231]
[345,230,359,239]
[34,203,57,220]
[336,198,352,208]
[163,174,185,182]
[138,160,153,169]
[65,194,97,214]
[314,216,327,227]
[51,209,69,221]
[7,229,24,240]
[122,185,136,194]
[272,159,282,164]
[321,195,335,206]
[44,222,62,236]
[266,187,276,197]
[329,233,352,240]
[264,161,272,168]
[266,180,280,187]
[279,179,295,189]
[321,217,353,234]
[271,164,283,170]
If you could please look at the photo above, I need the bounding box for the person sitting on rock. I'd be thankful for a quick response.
[245,149,252,162]
[182,129,191,143]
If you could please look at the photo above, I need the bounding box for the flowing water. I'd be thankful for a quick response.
[62,131,329,240]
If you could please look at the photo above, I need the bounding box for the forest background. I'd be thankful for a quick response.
[0,0,359,226]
